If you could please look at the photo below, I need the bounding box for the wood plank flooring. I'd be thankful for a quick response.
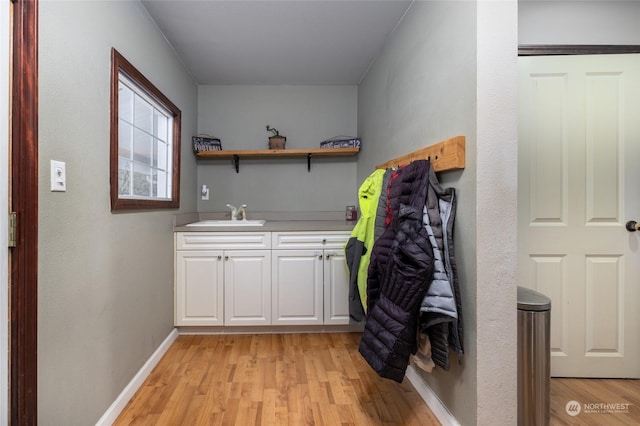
[550,378,640,425]
[114,331,640,425]
[114,333,441,425]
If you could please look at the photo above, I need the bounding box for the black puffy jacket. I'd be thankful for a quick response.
[365,161,430,313]
[359,160,434,382]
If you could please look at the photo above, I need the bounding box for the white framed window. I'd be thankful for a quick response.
[110,48,181,210]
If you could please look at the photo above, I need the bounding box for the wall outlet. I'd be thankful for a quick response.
[50,160,66,192]
[201,184,209,200]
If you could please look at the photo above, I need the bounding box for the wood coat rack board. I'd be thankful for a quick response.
[375,135,465,172]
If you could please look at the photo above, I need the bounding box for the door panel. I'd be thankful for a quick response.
[518,54,640,378]
[529,255,568,358]
[175,251,224,326]
[271,250,323,325]
[224,251,271,326]
[323,251,350,325]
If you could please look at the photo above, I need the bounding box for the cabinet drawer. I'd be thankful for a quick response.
[272,231,350,250]
[176,232,270,250]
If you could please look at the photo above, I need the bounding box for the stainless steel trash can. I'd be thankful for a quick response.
[517,286,551,426]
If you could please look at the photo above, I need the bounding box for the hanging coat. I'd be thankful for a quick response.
[344,169,386,321]
[419,166,463,370]
[359,160,434,382]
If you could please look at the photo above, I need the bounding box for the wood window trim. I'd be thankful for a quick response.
[110,48,182,210]
[519,44,640,56]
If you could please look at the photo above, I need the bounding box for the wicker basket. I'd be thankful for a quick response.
[268,136,286,150]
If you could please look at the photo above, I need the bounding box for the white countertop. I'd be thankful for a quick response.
[173,212,356,232]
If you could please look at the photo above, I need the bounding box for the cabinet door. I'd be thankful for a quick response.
[224,250,271,326]
[324,250,351,325]
[175,250,224,326]
[272,250,324,325]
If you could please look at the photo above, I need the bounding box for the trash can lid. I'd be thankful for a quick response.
[517,286,551,311]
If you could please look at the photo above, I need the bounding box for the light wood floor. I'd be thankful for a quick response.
[114,332,640,425]
[114,333,441,425]
[550,378,640,425]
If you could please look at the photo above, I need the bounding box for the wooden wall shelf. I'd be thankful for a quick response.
[196,147,360,172]
[375,135,465,172]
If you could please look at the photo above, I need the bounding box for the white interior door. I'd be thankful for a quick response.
[518,54,640,378]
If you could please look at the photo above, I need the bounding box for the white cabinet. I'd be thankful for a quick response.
[323,249,350,325]
[175,250,224,326]
[175,232,270,326]
[175,230,350,328]
[272,231,351,325]
[224,251,271,326]
[272,250,324,325]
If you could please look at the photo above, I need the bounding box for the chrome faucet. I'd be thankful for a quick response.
[237,204,247,220]
[226,204,247,221]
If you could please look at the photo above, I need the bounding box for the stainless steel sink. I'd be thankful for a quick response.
[185,219,266,227]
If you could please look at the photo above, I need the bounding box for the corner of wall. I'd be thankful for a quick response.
[476,0,518,424]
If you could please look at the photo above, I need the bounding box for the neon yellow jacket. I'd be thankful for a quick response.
[345,169,386,316]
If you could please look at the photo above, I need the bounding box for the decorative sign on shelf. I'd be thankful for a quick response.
[192,135,222,153]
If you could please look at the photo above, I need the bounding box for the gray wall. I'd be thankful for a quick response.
[38,2,197,424]
[358,1,519,424]
[357,2,478,424]
[519,0,640,44]
[197,85,358,212]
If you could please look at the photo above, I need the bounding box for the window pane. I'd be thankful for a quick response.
[133,128,153,165]
[134,95,153,134]
[132,163,151,197]
[154,110,168,142]
[118,84,133,123]
[118,158,132,196]
[155,139,168,170]
[154,170,168,198]
[118,120,133,159]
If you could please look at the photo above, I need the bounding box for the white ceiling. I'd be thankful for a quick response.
[140,0,412,85]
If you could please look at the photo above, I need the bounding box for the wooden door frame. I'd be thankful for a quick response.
[10,0,38,424]
[518,44,640,56]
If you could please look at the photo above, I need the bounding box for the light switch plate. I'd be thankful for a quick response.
[50,160,66,192]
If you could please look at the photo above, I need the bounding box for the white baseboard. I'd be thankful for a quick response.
[405,364,460,426]
[95,328,179,426]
